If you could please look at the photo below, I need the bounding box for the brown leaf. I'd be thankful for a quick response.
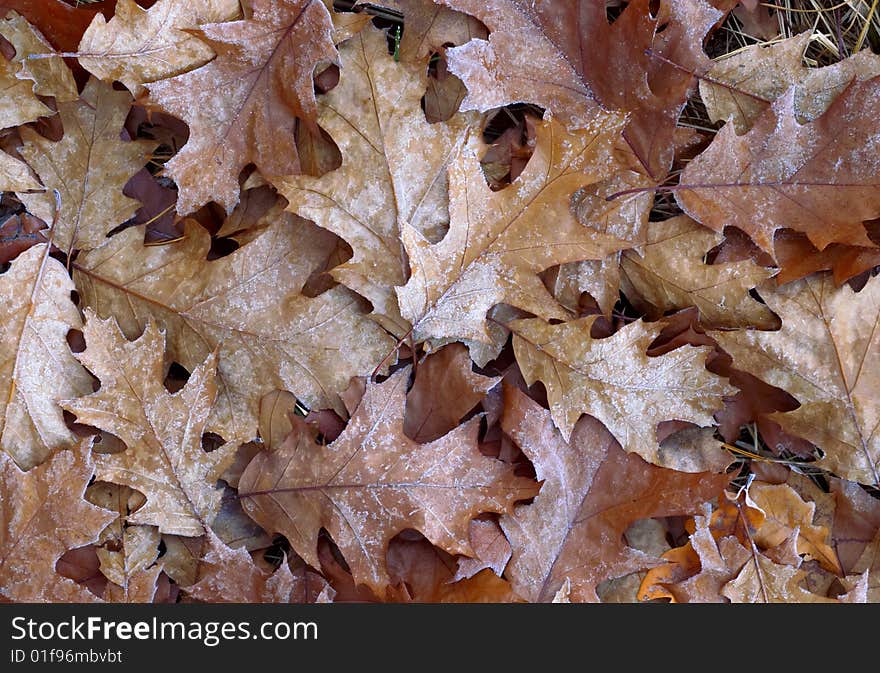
[500,386,730,602]
[0,21,52,128]
[0,212,45,264]
[238,367,538,594]
[17,77,155,253]
[0,440,116,602]
[0,244,91,469]
[0,148,40,191]
[619,215,779,329]
[397,114,628,345]
[454,518,511,580]
[146,0,337,214]
[63,311,237,537]
[72,218,394,442]
[700,32,880,133]
[0,10,77,102]
[676,78,880,254]
[0,1,109,53]
[96,525,162,603]
[78,0,241,97]
[712,274,880,485]
[405,343,499,443]
[510,315,733,463]
[279,26,475,334]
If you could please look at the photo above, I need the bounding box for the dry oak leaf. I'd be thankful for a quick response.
[186,531,333,603]
[454,518,511,581]
[396,114,630,346]
[382,0,487,64]
[510,315,733,461]
[0,1,109,54]
[619,215,779,330]
[238,367,539,594]
[500,386,730,602]
[0,28,51,129]
[146,0,337,215]
[676,78,880,255]
[0,149,39,192]
[0,441,116,602]
[72,218,394,442]
[700,32,880,133]
[17,77,155,254]
[439,0,721,179]
[0,213,45,264]
[62,312,237,537]
[96,525,163,603]
[279,26,475,334]
[405,342,500,443]
[722,552,866,603]
[0,11,77,102]
[0,244,92,470]
[712,274,880,486]
[845,530,880,602]
[78,0,241,97]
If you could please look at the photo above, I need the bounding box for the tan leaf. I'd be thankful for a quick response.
[258,390,301,452]
[72,218,394,442]
[500,386,730,602]
[96,525,162,603]
[396,114,629,345]
[0,148,40,191]
[0,244,92,469]
[845,530,880,602]
[322,0,370,43]
[712,274,880,486]
[382,0,486,64]
[748,482,842,574]
[17,78,155,253]
[186,531,332,603]
[454,518,512,580]
[0,441,116,602]
[279,27,475,334]
[238,368,538,594]
[510,315,733,459]
[146,0,337,214]
[0,28,51,129]
[676,78,880,254]
[405,343,499,443]
[701,32,880,133]
[78,0,241,97]
[0,10,76,102]
[63,312,237,537]
[619,215,779,329]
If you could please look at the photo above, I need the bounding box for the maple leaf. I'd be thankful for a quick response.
[146,0,337,214]
[78,0,241,97]
[509,315,733,461]
[16,77,155,253]
[0,440,116,602]
[712,274,880,486]
[186,531,334,603]
[0,244,91,469]
[0,149,39,192]
[439,0,721,178]
[619,215,779,329]
[0,11,77,102]
[396,114,629,345]
[63,311,237,537]
[700,32,880,133]
[676,77,880,255]
[279,26,475,334]
[405,343,499,443]
[499,386,730,602]
[238,367,538,594]
[72,217,394,442]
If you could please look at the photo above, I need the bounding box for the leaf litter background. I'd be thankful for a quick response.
[0,0,879,604]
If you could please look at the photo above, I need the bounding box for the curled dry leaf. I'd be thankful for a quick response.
[279,26,475,334]
[63,312,237,537]
[500,386,730,602]
[146,0,337,214]
[510,315,733,462]
[397,114,629,345]
[619,215,779,329]
[0,244,91,469]
[676,77,880,255]
[700,32,880,133]
[238,367,538,594]
[17,78,155,253]
[0,440,116,602]
[73,218,394,442]
[712,274,880,486]
[78,0,241,97]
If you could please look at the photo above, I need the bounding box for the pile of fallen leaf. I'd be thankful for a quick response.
[0,0,878,604]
